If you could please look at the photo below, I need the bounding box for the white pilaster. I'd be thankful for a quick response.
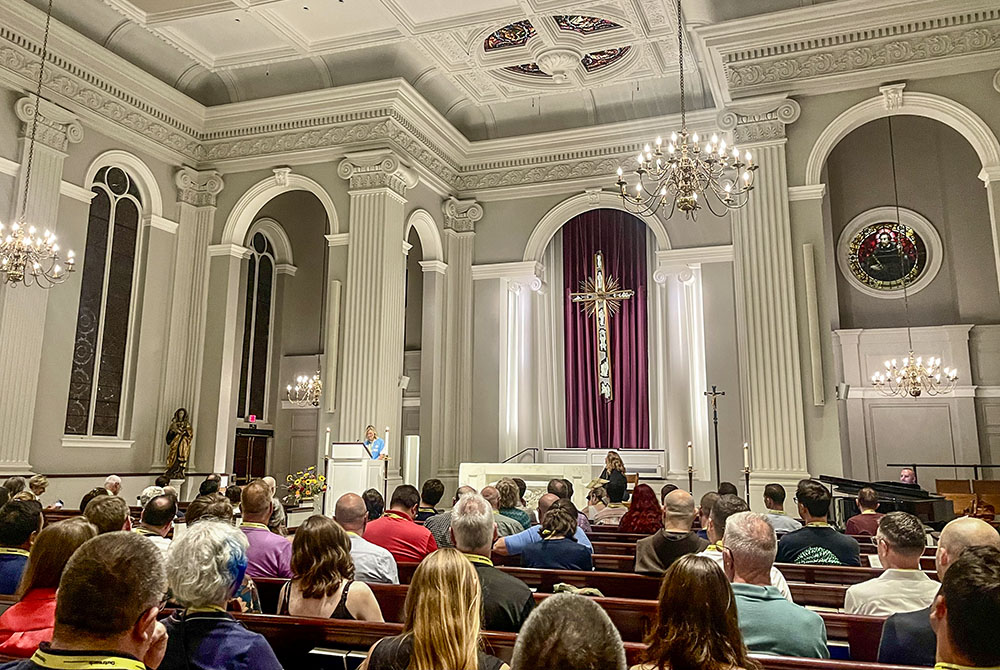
[153,168,224,467]
[0,97,82,474]
[336,150,417,455]
[722,99,810,499]
[981,167,1000,297]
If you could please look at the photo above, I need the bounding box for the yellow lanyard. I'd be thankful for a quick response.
[806,522,831,527]
[240,522,270,531]
[29,649,145,670]
[936,664,1000,670]
[0,547,29,557]
[706,539,724,552]
[465,553,493,567]
[187,606,227,614]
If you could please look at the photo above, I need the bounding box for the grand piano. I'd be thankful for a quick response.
[820,475,955,530]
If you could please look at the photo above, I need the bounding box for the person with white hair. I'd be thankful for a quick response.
[261,476,287,534]
[103,475,122,497]
[722,511,828,659]
[511,593,625,670]
[138,485,164,509]
[451,493,534,632]
[159,521,282,670]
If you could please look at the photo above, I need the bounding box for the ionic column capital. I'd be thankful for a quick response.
[718,97,801,145]
[175,167,225,207]
[15,96,83,152]
[442,197,483,233]
[338,149,418,195]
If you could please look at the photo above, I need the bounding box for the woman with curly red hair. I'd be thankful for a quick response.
[617,483,663,535]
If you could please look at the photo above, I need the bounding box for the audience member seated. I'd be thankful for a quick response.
[133,495,176,555]
[78,488,107,514]
[161,521,282,670]
[360,549,508,670]
[424,486,476,549]
[261,476,287,534]
[103,475,122,497]
[335,493,399,584]
[415,479,445,522]
[776,479,861,566]
[2,478,26,499]
[718,482,739,497]
[83,495,130,535]
[0,518,97,657]
[512,478,536,525]
[0,501,43,595]
[879,516,1000,667]
[762,483,802,534]
[618,484,663,535]
[364,485,438,563]
[481,486,524,535]
[225,485,243,519]
[845,511,937,615]
[698,494,792,600]
[845,486,884,536]
[0,532,168,670]
[723,511,828,658]
[696,492,719,540]
[521,500,593,571]
[450,494,533,632]
[186,493,233,525]
[26,477,47,504]
[0,490,9,510]
[634,554,761,670]
[599,450,630,505]
[493,493,593,556]
[240,480,292,578]
[277,514,383,621]
[584,486,617,526]
[363,488,385,521]
[138,485,164,509]
[154,474,170,488]
[659,484,678,505]
[512,593,625,670]
[930,545,1000,670]
[547,479,592,533]
[199,475,221,496]
[635,490,708,576]
[497,478,531,530]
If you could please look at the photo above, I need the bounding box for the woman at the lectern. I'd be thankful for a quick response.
[364,425,387,460]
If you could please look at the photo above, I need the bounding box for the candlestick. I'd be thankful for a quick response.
[687,441,693,469]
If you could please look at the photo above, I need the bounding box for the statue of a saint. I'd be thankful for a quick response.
[164,408,193,479]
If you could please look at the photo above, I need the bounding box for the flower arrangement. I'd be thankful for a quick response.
[286,466,326,500]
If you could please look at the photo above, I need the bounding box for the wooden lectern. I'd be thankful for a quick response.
[322,443,386,516]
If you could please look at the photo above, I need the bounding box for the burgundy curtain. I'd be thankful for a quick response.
[563,209,649,450]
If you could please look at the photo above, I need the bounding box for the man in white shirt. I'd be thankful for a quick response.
[334,492,398,584]
[845,511,938,616]
[699,494,794,601]
[762,483,802,534]
[133,495,174,555]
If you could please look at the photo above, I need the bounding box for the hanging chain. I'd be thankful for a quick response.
[676,0,685,130]
[19,0,54,223]
[887,115,914,352]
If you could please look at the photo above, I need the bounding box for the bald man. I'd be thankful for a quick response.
[879,516,1000,666]
[335,492,398,584]
[493,493,593,556]
[262,476,286,534]
[634,489,709,576]
[423,485,478,549]
[481,485,526,536]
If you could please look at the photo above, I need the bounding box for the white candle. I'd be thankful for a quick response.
[743,443,750,470]
[324,427,331,459]
[687,441,693,469]
[384,426,391,457]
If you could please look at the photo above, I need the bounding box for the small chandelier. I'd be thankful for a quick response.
[615,0,758,219]
[870,117,957,399]
[287,371,323,407]
[0,0,75,289]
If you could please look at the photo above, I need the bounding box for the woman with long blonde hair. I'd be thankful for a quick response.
[360,548,508,670]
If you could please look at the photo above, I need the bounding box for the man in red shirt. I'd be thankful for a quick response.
[845,487,884,536]
[363,484,438,563]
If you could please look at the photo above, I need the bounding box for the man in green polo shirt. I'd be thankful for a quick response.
[0,532,168,670]
[723,511,829,658]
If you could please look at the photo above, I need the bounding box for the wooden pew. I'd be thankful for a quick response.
[777,564,937,585]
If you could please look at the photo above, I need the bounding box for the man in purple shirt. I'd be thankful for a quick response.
[239,480,292,578]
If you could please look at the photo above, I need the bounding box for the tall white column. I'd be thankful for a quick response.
[153,168,224,467]
[982,167,1000,297]
[0,97,82,474]
[722,99,810,501]
[336,150,417,453]
[436,198,482,484]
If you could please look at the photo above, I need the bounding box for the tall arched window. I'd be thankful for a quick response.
[64,166,142,437]
[238,231,276,420]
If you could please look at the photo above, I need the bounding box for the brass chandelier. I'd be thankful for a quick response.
[870,117,957,398]
[287,371,323,407]
[0,0,75,288]
[615,0,757,219]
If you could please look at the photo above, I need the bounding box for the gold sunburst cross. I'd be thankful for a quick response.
[571,251,634,401]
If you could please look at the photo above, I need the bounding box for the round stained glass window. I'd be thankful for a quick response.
[847,223,926,291]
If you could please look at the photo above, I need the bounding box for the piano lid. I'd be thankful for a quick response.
[819,474,939,501]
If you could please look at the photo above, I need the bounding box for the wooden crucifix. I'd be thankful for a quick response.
[571,251,634,401]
